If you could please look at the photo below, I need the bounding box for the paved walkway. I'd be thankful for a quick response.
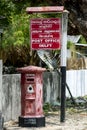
[4,112,87,130]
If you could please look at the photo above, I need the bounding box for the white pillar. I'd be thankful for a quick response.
[60,11,68,122]
[0,60,2,111]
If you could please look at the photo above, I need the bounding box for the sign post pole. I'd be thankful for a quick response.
[26,6,68,122]
[60,11,68,122]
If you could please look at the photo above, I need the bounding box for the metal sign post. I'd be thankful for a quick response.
[60,11,68,122]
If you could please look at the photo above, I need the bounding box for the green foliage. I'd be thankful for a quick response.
[3,13,29,47]
[79,35,87,44]
[1,0,86,67]
[13,31,24,45]
[0,0,15,27]
[67,41,74,49]
[83,95,87,100]
[1,12,40,66]
[1,6,63,67]
[0,0,63,28]
[43,102,52,114]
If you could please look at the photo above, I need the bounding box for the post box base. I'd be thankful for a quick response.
[19,116,45,127]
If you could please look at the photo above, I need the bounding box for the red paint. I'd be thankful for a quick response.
[26,6,64,13]
[17,66,46,117]
[30,18,61,50]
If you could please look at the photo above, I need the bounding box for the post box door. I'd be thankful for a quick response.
[25,100,35,115]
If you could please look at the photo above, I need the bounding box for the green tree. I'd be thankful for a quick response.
[2,12,40,67]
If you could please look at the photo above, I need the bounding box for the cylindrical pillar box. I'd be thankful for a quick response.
[17,66,46,127]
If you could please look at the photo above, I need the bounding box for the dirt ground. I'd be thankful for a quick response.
[4,110,87,130]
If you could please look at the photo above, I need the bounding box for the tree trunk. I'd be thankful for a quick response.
[63,0,87,41]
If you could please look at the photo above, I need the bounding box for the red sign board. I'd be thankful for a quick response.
[30,18,61,50]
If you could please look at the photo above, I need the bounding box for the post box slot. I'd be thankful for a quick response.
[25,74,35,83]
[26,77,35,83]
[27,78,34,81]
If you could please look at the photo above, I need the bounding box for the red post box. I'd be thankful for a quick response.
[17,66,46,127]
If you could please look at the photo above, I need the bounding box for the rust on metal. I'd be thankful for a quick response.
[17,65,46,119]
[17,65,46,73]
[26,6,64,14]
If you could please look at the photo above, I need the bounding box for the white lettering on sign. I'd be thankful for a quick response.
[31,19,60,25]
[39,34,53,38]
[43,19,59,24]
[32,39,43,43]
[39,44,52,48]
[39,24,52,29]
[44,30,59,33]
[30,18,61,49]
[45,39,59,43]
[32,30,42,33]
